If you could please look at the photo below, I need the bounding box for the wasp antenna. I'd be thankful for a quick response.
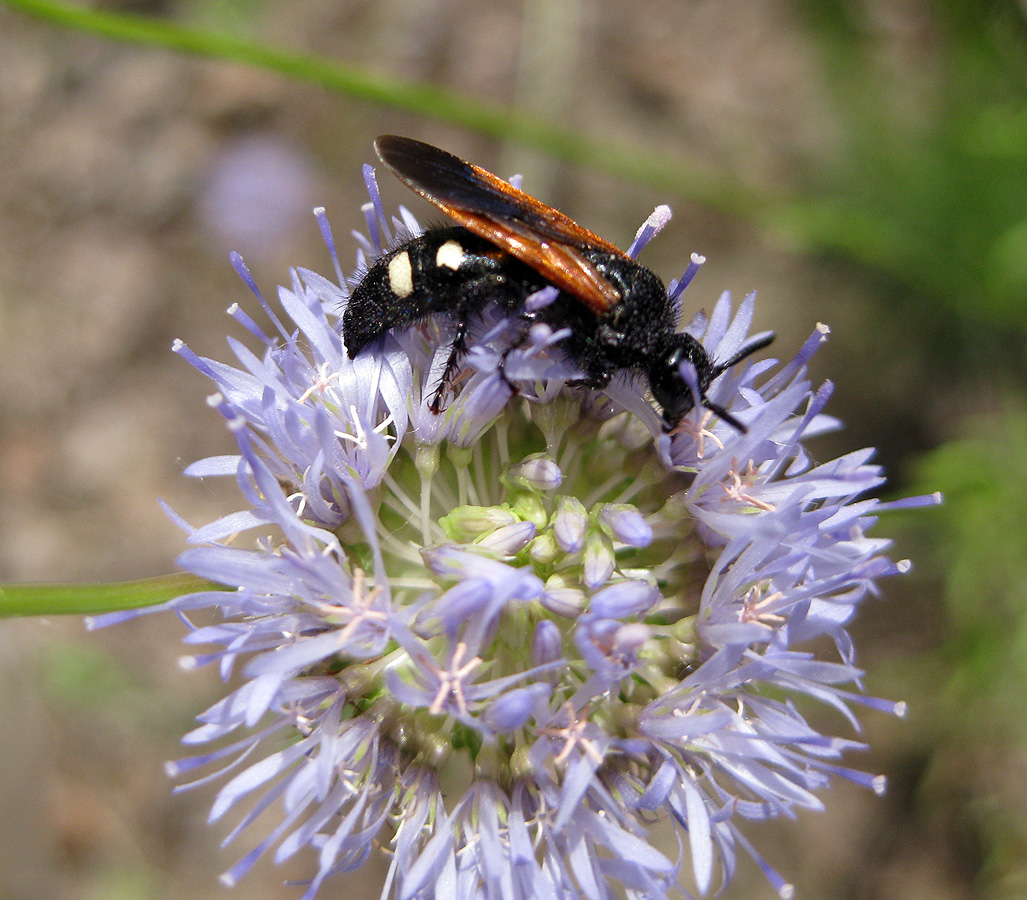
[711,332,776,378]
[703,399,749,433]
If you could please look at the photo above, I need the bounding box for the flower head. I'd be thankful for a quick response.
[99,160,927,900]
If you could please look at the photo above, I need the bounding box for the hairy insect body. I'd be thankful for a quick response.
[342,136,774,430]
[345,225,682,394]
[344,228,533,357]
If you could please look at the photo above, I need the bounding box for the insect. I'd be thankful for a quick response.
[343,135,774,431]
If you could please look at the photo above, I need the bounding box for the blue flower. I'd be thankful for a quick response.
[95,160,933,900]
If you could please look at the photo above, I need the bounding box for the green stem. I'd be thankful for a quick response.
[0,0,764,216]
[0,573,221,617]
[2,0,911,298]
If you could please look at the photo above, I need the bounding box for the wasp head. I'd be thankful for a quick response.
[649,331,775,433]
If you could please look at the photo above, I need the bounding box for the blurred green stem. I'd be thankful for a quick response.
[3,0,931,322]
[0,574,219,617]
[1,0,763,213]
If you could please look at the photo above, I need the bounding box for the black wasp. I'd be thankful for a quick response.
[343,135,774,431]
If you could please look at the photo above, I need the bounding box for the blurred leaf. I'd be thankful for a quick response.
[800,0,1027,336]
[907,401,1027,898]
[917,404,1027,652]
[39,641,144,712]
[85,865,160,900]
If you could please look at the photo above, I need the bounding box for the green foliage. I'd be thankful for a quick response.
[915,403,1027,710]
[908,402,1027,898]
[799,0,1027,337]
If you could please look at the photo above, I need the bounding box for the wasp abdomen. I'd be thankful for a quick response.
[343,227,546,356]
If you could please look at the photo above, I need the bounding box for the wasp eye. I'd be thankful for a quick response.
[649,347,690,425]
[648,335,709,427]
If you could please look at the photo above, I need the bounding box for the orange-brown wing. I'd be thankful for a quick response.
[375,135,626,315]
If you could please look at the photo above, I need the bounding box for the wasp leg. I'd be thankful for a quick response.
[427,276,523,414]
[429,312,473,413]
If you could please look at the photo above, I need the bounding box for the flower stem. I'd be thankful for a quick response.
[0,573,217,618]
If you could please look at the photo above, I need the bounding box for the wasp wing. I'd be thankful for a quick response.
[375,135,625,315]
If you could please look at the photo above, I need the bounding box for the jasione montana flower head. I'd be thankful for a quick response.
[95,160,934,900]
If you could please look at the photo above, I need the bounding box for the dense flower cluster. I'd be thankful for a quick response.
[99,162,926,900]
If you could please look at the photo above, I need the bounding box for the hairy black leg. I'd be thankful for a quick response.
[426,276,523,414]
[429,312,473,413]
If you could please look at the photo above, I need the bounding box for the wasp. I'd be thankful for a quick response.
[342,135,773,431]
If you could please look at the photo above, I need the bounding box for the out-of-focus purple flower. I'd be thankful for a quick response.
[198,135,318,255]
[93,157,935,900]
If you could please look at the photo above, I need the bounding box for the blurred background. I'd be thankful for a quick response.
[0,0,1024,898]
